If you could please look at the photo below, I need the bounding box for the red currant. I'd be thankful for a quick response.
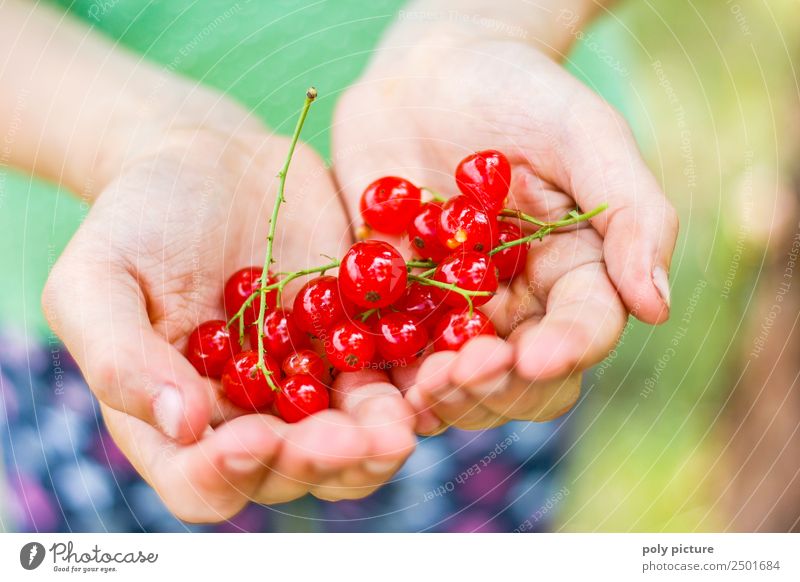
[493,221,530,281]
[432,251,498,308]
[248,309,308,363]
[455,149,511,214]
[275,374,330,423]
[186,320,240,379]
[393,281,449,331]
[223,267,276,327]
[375,312,429,363]
[325,321,376,372]
[282,349,327,382]
[292,275,352,336]
[221,351,280,410]
[432,308,496,352]
[438,196,498,253]
[360,176,422,234]
[407,202,448,261]
[339,240,408,308]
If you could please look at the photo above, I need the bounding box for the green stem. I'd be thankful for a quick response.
[408,274,494,316]
[406,259,436,270]
[421,186,446,203]
[359,307,380,322]
[272,259,340,306]
[489,203,608,256]
[254,88,317,389]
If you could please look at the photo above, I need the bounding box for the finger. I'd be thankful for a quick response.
[389,357,447,435]
[504,372,583,422]
[44,252,213,444]
[408,352,505,431]
[334,369,416,472]
[308,370,417,500]
[513,261,627,383]
[102,404,281,523]
[552,98,678,324]
[252,409,369,504]
[447,335,522,418]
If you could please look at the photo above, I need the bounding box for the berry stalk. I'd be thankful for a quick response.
[489,203,608,256]
[254,87,317,388]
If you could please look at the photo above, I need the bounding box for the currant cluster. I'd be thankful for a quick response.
[183,89,606,424]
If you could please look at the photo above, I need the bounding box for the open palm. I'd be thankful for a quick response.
[44,117,415,521]
[333,38,677,432]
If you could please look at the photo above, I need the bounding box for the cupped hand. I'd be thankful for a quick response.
[333,36,678,432]
[43,104,415,521]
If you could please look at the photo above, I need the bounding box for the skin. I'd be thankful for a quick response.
[1,0,679,521]
[2,0,415,521]
[333,1,679,433]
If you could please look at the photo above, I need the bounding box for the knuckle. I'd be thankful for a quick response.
[84,353,120,404]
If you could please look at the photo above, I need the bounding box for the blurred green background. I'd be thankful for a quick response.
[1,0,797,531]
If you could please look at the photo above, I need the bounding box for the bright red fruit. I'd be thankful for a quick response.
[325,321,376,372]
[432,308,496,352]
[293,276,352,336]
[339,240,408,308]
[493,221,530,281]
[221,351,280,410]
[186,320,240,379]
[223,267,276,326]
[438,196,498,253]
[432,251,498,308]
[248,309,307,362]
[393,282,449,331]
[360,176,422,234]
[375,313,429,363]
[407,202,448,261]
[282,349,327,381]
[455,149,511,214]
[275,374,330,423]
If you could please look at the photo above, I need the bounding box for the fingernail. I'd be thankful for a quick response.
[153,385,184,440]
[225,454,264,474]
[365,460,396,474]
[652,266,671,309]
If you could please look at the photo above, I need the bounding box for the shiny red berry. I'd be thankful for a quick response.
[339,240,408,308]
[292,275,352,336]
[360,176,422,234]
[248,309,307,363]
[438,196,498,253]
[186,320,240,379]
[493,221,530,281]
[455,149,511,214]
[432,251,498,308]
[432,308,496,352]
[407,202,448,261]
[282,349,327,382]
[392,282,449,331]
[223,267,277,327]
[275,374,330,423]
[375,312,429,363]
[325,321,376,372]
[221,351,280,410]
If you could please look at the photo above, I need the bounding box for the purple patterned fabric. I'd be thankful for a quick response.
[0,324,565,532]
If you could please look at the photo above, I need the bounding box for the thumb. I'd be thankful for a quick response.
[43,250,213,443]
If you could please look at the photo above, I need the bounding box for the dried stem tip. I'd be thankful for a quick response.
[306,87,318,100]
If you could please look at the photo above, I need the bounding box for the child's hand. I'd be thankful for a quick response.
[333,34,678,432]
[43,110,416,520]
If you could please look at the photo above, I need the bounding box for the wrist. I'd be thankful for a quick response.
[82,76,260,202]
[375,0,609,63]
